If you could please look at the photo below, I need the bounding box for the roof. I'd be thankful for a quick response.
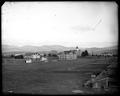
[64,50,76,54]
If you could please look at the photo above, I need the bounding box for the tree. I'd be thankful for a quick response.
[84,50,89,56]
[81,50,89,56]
[48,53,52,57]
[10,54,15,58]
[81,51,86,56]
[44,54,46,57]
[52,54,58,57]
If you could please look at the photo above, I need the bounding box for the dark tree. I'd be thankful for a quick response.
[48,53,52,57]
[81,50,89,56]
[84,50,89,56]
[81,52,85,56]
[10,54,15,58]
[52,54,58,57]
[44,54,46,57]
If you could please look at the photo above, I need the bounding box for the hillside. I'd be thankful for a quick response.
[2,44,118,55]
[2,45,74,53]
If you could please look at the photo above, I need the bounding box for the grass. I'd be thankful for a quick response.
[2,56,117,94]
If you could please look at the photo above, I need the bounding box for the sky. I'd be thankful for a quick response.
[2,2,118,48]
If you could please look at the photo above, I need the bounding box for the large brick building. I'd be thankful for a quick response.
[58,50,77,60]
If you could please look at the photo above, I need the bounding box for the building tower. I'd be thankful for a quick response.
[76,46,81,57]
[76,46,79,51]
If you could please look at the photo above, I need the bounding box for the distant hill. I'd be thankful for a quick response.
[2,45,22,52]
[2,44,118,55]
[85,45,118,55]
[2,44,74,53]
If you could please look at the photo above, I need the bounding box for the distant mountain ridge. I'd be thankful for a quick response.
[85,45,118,55]
[2,44,74,53]
[2,44,118,55]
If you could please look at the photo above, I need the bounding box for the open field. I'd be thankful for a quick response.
[2,56,118,95]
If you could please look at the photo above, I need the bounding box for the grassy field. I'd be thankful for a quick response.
[2,56,117,95]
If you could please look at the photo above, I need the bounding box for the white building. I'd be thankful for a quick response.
[31,53,40,59]
[101,53,113,56]
[40,57,48,62]
[25,59,32,63]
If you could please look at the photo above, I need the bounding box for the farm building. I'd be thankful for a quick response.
[24,53,34,59]
[31,53,40,59]
[25,59,32,63]
[40,57,48,62]
[24,53,40,59]
[24,55,31,59]
[101,52,113,56]
[58,50,77,60]
[58,46,81,60]
[14,54,24,59]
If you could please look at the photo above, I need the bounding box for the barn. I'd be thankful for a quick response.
[24,53,40,59]
[14,54,24,59]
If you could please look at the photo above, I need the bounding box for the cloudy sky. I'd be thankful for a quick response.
[2,2,118,48]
